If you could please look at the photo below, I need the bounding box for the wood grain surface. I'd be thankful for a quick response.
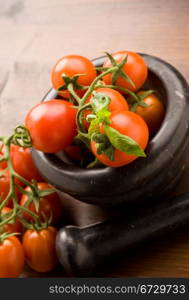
[1,0,189,277]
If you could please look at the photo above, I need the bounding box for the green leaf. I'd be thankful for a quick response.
[104,125,146,157]
[88,92,111,138]
[91,133,109,144]
[88,118,100,138]
[104,145,115,161]
[96,109,111,124]
[96,142,107,154]
[88,110,111,138]
[91,134,115,161]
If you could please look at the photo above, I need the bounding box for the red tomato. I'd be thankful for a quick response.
[135,92,165,136]
[20,182,62,225]
[25,99,77,153]
[51,55,97,99]
[103,51,148,92]
[0,159,7,169]
[0,143,7,169]
[91,110,149,167]
[0,144,42,181]
[0,236,24,278]
[22,227,58,272]
[1,207,22,234]
[0,170,23,207]
[10,145,42,181]
[84,87,129,128]
[0,153,7,169]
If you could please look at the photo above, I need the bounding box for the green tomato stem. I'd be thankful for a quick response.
[17,205,41,225]
[95,84,139,102]
[13,172,38,197]
[67,83,81,104]
[0,232,19,244]
[0,133,44,230]
[0,192,12,212]
[80,65,119,106]
[0,210,16,228]
[76,103,92,133]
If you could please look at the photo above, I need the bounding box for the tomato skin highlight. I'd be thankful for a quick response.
[84,87,129,128]
[51,55,97,99]
[0,236,24,278]
[23,227,58,273]
[25,99,77,153]
[135,92,165,136]
[20,182,62,225]
[103,51,148,92]
[1,207,22,234]
[91,110,149,167]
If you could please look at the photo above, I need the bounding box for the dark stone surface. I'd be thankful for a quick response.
[56,192,189,276]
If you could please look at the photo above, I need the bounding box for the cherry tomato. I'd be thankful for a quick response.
[84,87,129,128]
[25,99,77,153]
[1,207,22,234]
[91,110,149,167]
[51,55,97,99]
[0,170,23,207]
[10,145,42,181]
[20,182,62,225]
[0,144,42,181]
[0,143,8,169]
[0,236,24,277]
[0,150,7,169]
[23,227,58,272]
[103,51,148,92]
[135,92,165,136]
[0,159,6,169]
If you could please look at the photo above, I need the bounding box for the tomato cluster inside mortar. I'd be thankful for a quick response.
[25,51,165,168]
[2,49,189,277]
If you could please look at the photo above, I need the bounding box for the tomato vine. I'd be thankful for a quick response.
[0,52,153,239]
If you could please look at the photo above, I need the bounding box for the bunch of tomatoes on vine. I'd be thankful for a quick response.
[0,50,165,277]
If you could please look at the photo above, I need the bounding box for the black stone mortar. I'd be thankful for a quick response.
[32,54,189,207]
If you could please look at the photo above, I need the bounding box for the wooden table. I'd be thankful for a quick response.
[1,0,189,277]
